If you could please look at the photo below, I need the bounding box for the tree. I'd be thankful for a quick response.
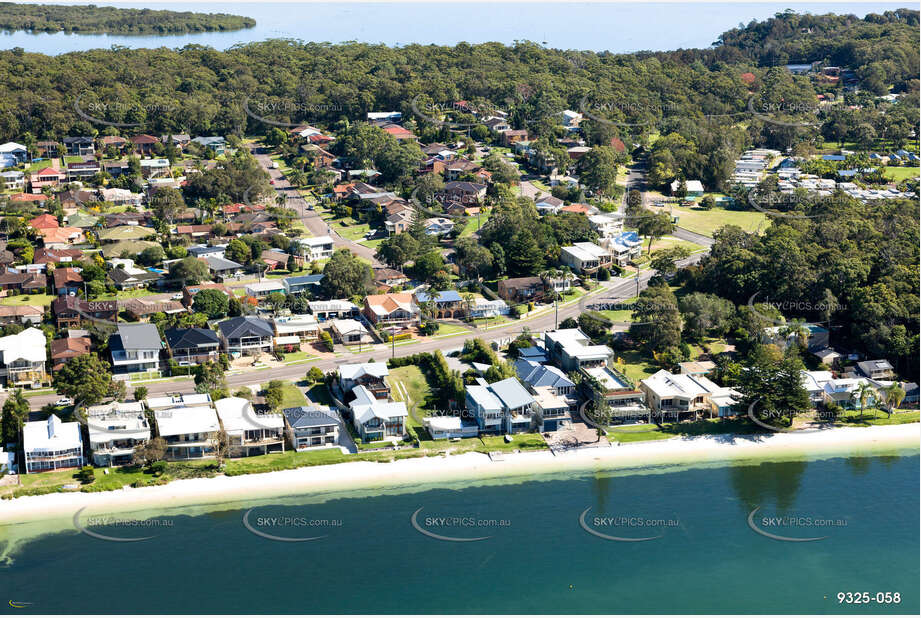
[169,257,210,286]
[637,212,675,255]
[263,380,285,411]
[413,250,446,283]
[133,436,167,467]
[321,249,373,298]
[376,232,419,269]
[213,429,230,467]
[150,187,186,224]
[52,354,115,406]
[507,230,544,276]
[678,292,735,341]
[700,194,716,210]
[306,366,324,383]
[578,146,620,197]
[737,346,810,428]
[225,238,252,265]
[133,386,148,402]
[880,383,906,417]
[194,360,227,398]
[852,382,878,419]
[1,389,28,445]
[630,286,682,353]
[137,245,165,266]
[192,289,230,319]
[650,246,692,279]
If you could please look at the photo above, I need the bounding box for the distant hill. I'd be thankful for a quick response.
[0,2,255,35]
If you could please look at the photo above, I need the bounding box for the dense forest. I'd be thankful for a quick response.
[0,2,254,34]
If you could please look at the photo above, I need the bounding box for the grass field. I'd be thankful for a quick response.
[262,381,308,409]
[651,204,768,237]
[884,166,920,182]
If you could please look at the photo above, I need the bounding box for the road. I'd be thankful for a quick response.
[252,151,381,266]
[621,156,648,212]
[672,226,714,248]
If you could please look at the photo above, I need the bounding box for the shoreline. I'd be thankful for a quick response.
[1,423,918,528]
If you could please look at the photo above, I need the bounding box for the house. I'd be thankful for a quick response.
[535,195,564,214]
[50,335,92,372]
[640,370,740,420]
[284,406,341,451]
[40,226,85,248]
[367,111,402,123]
[0,327,49,388]
[99,135,128,151]
[856,359,895,381]
[348,385,407,442]
[440,181,487,205]
[414,289,466,319]
[85,401,150,467]
[514,358,576,398]
[34,247,83,265]
[66,160,101,181]
[762,323,830,351]
[187,245,227,260]
[498,276,545,303]
[282,274,324,295]
[165,327,221,365]
[329,318,373,345]
[0,269,46,294]
[101,160,131,178]
[35,140,60,157]
[29,167,65,192]
[603,231,643,266]
[469,297,509,318]
[560,242,612,274]
[273,314,320,341]
[261,249,295,271]
[423,414,481,440]
[581,364,647,420]
[544,329,612,371]
[215,397,285,456]
[245,280,285,299]
[294,235,335,261]
[588,214,624,239]
[63,136,95,156]
[424,217,455,236]
[23,415,83,473]
[218,316,274,356]
[109,323,162,374]
[671,179,704,198]
[51,296,117,329]
[29,213,60,231]
[162,134,191,149]
[381,123,417,141]
[191,136,226,155]
[812,347,843,368]
[385,209,413,235]
[175,224,214,240]
[1,170,25,190]
[309,299,359,321]
[801,370,835,405]
[0,141,27,163]
[501,129,529,146]
[465,377,538,434]
[363,293,420,330]
[678,361,717,376]
[129,134,160,155]
[339,362,390,399]
[373,268,409,290]
[204,255,244,281]
[139,158,171,178]
[52,267,83,295]
[0,304,43,326]
[107,265,162,291]
[821,377,878,409]
[154,404,221,460]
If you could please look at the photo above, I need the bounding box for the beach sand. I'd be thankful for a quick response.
[1,423,918,529]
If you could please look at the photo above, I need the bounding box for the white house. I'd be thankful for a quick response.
[560,242,612,274]
[0,327,49,388]
[273,314,320,341]
[214,397,285,456]
[588,214,624,239]
[23,414,84,473]
[85,401,150,467]
[296,236,335,261]
[544,329,612,372]
[349,385,407,442]
[154,405,221,460]
[465,377,539,434]
[640,370,740,419]
[245,280,285,298]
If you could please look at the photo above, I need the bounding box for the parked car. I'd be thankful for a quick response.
[55,397,74,406]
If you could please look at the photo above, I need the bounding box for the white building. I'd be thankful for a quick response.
[296,235,335,261]
[588,214,624,239]
[214,397,285,456]
[560,242,612,274]
[544,329,613,371]
[85,401,150,467]
[640,370,740,419]
[23,414,84,473]
[0,327,49,388]
[349,385,407,442]
[154,405,221,460]
[244,280,285,298]
[273,314,320,341]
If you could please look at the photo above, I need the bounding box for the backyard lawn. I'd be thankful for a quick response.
[263,382,308,409]
[884,166,920,182]
[0,293,55,307]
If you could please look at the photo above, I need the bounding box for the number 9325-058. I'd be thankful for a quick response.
[837,592,901,604]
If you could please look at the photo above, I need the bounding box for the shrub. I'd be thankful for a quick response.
[76,466,95,484]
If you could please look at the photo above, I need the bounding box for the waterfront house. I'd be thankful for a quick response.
[856,359,895,381]
[23,414,84,473]
[465,377,538,434]
[582,364,647,420]
[154,405,221,460]
[640,370,740,420]
[283,406,341,450]
[348,385,407,442]
[85,401,150,467]
[215,397,285,457]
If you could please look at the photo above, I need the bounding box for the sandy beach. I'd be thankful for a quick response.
[1,423,918,528]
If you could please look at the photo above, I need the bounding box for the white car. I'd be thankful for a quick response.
[171,293,183,300]
[55,397,74,406]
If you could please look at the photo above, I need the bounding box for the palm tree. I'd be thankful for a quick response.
[881,383,906,418]
[781,321,811,350]
[853,382,878,419]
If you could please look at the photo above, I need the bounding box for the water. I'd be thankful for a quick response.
[2,452,918,614]
[3,2,914,55]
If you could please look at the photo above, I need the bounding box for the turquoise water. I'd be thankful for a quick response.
[1,453,918,614]
[4,2,914,55]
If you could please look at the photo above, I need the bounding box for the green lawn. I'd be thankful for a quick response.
[649,236,708,254]
[833,409,919,426]
[651,204,768,237]
[434,323,468,336]
[613,349,659,383]
[306,383,334,406]
[326,218,371,241]
[0,293,55,307]
[884,166,920,182]
[96,288,166,301]
[607,423,673,443]
[263,381,308,409]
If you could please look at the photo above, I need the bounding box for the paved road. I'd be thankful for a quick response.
[673,226,715,248]
[252,152,381,266]
[621,157,648,212]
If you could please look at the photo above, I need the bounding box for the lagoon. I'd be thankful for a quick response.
[4,2,914,55]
